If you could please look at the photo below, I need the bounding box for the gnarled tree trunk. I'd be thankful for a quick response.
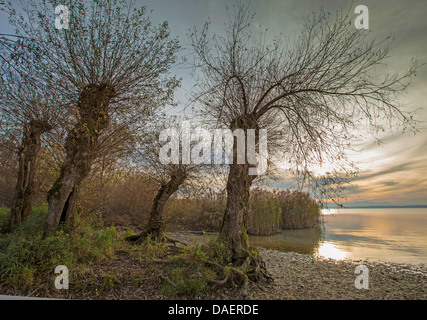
[9,120,52,229]
[219,155,272,282]
[218,116,271,282]
[45,84,115,234]
[220,162,255,262]
[128,171,186,242]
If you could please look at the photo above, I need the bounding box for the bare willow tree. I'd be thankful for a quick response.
[1,0,180,233]
[0,33,71,229]
[190,3,418,278]
[126,118,206,242]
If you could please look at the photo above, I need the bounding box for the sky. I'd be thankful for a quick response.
[1,0,426,206]
[142,0,427,207]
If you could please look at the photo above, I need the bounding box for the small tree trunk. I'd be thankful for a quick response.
[45,84,114,234]
[128,171,186,242]
[9,120,51,230]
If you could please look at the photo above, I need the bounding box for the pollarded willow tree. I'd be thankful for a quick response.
[0,33,71,229]
[0,75,63,230]
[190,3,418,279]
[2,0,180,233]
[126,118,206,242]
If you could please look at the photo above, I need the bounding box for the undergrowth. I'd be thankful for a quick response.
[0,207,255,299]
[0,205,119,292]
[133,236,254,299]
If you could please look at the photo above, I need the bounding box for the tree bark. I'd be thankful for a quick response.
[9,120,51,230]
[219,116,259,264]
[218,129,272,282]
[45,84,114,234]
[220,162,255,262]
[128,171,186,242]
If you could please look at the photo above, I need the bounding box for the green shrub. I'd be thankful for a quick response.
[0,205,119,290]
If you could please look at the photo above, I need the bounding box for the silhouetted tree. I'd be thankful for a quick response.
[127,119,206,242]
[190,3,418,279]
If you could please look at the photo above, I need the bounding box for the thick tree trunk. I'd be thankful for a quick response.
[9,120,51,230]
[217,116,272,282]
[45,84,114,234]
[127,171,186,242]
[220,162,255,262]
[219,116,258,262]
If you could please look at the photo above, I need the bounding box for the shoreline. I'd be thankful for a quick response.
[0,231,424,300]
[248,248,426,300]
[172,230,427,268]
[172,231,427,300]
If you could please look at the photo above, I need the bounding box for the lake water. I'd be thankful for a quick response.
[249,208,427,266]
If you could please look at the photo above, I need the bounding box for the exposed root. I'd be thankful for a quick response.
[125,232,187,246]
[125,234,141,242]
[164,235,188,247]
[159,272,177,287]
[204,260,248,288]
[125,231,159,243]
[125,232,187,257]
[212,274,229,285]
[240,248,274,283]
[127,232,272,292]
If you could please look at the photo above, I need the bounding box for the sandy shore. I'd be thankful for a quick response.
[172,232,427,300]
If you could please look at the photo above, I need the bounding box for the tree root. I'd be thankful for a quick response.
[204,248,273,290]
[126,232,187,256]
[204,260,249,288]
[159,272,177,287]
[239,248,274,283]
[127,232,273,291]
[125,232,187,246]
[164,235,187,247]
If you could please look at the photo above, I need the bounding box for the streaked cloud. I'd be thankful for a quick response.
[1,0,425,205]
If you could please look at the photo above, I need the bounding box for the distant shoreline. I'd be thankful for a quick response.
[328,205,427,209]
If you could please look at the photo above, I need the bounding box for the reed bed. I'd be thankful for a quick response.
[162,188,321,236]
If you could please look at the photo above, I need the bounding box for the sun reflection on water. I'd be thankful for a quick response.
[321,208,340,215]
[317,241,348,260]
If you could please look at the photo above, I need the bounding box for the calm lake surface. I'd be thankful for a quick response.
[249,208,427,266]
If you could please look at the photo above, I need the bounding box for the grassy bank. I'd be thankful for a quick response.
[0,207,246,299]
[0,186,321,298]
[0,205,119,292]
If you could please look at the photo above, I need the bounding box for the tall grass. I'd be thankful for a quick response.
[162,188,321,236]
[277,189,321,229]
[164,197,225,232]
[246,189,282,235]
[0,205,119,290]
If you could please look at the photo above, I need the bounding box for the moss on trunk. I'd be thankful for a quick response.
[45,84,115,234]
